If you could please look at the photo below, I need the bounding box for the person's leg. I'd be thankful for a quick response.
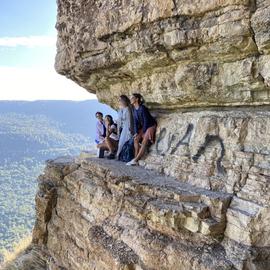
[96,141,108,158]
[97,141,108,150]
[112,140,119,153]
[105,137,115,154]
[134,126,156,162]
[134,130,143,157]
[126,130,146,165]
[134,136,140,157]
[105,138,119,159]
[134,137,148,162]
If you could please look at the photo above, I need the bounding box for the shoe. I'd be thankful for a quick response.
[107,153,115,160]
[126,159,138,166]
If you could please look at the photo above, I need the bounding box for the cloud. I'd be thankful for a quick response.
[0,36,56,48]
[0,66,96,101]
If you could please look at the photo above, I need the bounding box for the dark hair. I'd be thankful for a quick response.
[132,93,145,105]
[95,111,103,117]
[120,95,135,135]
[105,115,114,125]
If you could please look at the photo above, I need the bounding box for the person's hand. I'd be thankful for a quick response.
[133,133,138,138]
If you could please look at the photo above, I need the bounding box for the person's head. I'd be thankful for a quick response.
[130,93,144,106]
[119,95,131,108]
[95,112,103,121]
[104,115,114,126]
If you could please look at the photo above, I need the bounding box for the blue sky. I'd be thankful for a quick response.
[0,0,94,100]
[0,1,56,36]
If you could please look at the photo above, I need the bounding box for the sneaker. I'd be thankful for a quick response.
[126,159,138,166]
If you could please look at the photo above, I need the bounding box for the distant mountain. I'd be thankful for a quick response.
[0,113,89,162]
[0,100,117,140]
[0,100,116,261]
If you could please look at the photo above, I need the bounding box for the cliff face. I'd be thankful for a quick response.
[27,0,270,269]
[32,156,269,270]
[55,0,270,109]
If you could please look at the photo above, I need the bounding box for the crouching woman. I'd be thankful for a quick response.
[97,115,119,159]
[126,93,157,166]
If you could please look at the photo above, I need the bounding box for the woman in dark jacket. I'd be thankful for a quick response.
[126,93,157,166]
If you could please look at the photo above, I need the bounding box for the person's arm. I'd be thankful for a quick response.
[133,109,139,135]
[117,110,123,128]
[117,110,123,135]
[141,105,156,133]
[111,124,117,134]
[142,106,150,133]
[96,121,105,141]
[106,123,111,137]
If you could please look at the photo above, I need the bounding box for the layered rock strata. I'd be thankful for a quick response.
[32,156,270,270]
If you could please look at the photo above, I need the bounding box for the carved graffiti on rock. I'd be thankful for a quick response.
[155,124,226,175]
[192,134,226,175]
[156,124,193,156]
[170,123,193,155]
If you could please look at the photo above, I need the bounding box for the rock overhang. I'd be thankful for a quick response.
[55,0,270,109]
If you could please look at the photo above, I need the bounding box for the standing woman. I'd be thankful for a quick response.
[126,93,157,166]
[116,95,134,158]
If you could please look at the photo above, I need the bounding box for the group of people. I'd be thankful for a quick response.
[95,93,157,166]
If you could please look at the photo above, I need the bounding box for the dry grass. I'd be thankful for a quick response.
[1,235,32,266]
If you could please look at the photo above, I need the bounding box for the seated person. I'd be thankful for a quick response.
[97,115,119,159]
[116,95,134,159]
[126,93,157,166]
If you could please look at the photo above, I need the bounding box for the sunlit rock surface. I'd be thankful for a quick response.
[30,156,270,270]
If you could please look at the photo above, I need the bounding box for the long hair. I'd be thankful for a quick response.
[105,115,114,126]
[132,93,145,105]
[120,95,135,135]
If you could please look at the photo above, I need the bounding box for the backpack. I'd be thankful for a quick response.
[118,138,134,162]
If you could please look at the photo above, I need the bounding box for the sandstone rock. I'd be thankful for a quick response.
[225,200,270,246]
[251,2,270,54]
[29,157,270,269]
[55,0,269,109]
[142,109,270,205]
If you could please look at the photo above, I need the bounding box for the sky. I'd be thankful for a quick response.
[0,0,95,100]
